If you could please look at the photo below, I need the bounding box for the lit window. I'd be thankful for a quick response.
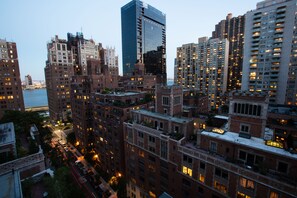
[237,192,251,198]
[182,166,193,177]
[269,191,279,198]
[239,177,254,190]
[214,180,227,194]
[199,174,205,183]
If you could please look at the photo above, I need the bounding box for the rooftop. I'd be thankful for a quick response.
[0,122,15,146]
[133,109,193,124]
[0,171,22,198]
[201,131,297,160]
[214,115,229,120]
[95,92,142,97]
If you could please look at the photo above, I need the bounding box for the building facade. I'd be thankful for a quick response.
[124,90,297,198]
[0,39,24,119]
[174,43,198,89]
[196,37,229,110]
[119,63,157,93]
[45,35,74,121]
[92,92,153,177]
[45,33,118,121]
[242,0,297,105]
[212,13,245,91]
[104,47,119,76]
[71,59,118,148]
[121,0,166,84]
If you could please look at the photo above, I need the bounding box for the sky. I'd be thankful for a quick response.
[1,0,260,81]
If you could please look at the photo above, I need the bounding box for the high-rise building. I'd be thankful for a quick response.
[45,33,118,121]
[121,0,166,84]
[212,13,245,91]
[45,35,74,121]
[197,37,229,110]
[104,47,119,76]
[71,59,118,148]
[242,0,297,105]
[0,39,24,119]
[174,38,229,111]
[25,74,33,86]
[67,32,101,76]
[174,43,198,89]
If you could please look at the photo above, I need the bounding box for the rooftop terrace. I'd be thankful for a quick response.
[201,131,297,160]
[133,109,193,124]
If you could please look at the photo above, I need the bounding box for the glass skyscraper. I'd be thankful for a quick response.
[121,0,166,84]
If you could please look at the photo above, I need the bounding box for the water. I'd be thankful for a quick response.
[167,79,174,86]
[23,81,174,108]
[23,88,48,108]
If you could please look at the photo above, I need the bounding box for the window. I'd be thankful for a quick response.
[138,150,144,157]
[138,131,144,138]
[214,168,228,180]
[149,146,155,153]
[183,155,193,164]
[239,177,254,190]
[199,174,205,183]
[174,126,179,133]
[210,141,217,153]
[182,166,193,177]
[164,108,167,114]
[237,192,251,198]
[200,162,205,170]
[159,122,163,129]
[162,96,169,105]
[238,150,263,166]
[240,124,250,133]
[233,103,262,116]
[277,161,288,173]
[160,140,168,159]
[149,135,155,143]
[269,191,279,198]
[148,155,155,162]
[214,181,227,194]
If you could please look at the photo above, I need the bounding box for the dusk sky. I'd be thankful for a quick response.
[1,0,260,81]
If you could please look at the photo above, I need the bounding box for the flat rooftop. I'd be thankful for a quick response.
[133,109,193,124]
[0,171,22,198]
[214,115,229,120]
[96,92,143,97]
[201,131,297,160]
[0,122,15,146]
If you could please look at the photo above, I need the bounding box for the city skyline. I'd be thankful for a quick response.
[1,0,259,81]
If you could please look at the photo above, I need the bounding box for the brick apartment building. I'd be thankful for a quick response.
[267,105,297,151]
[183,89,209,117]
[0,39,24,119]
[124,89,297,198]
[92,91,154,177]
[118,63,157,93]
[71,59,118,147]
